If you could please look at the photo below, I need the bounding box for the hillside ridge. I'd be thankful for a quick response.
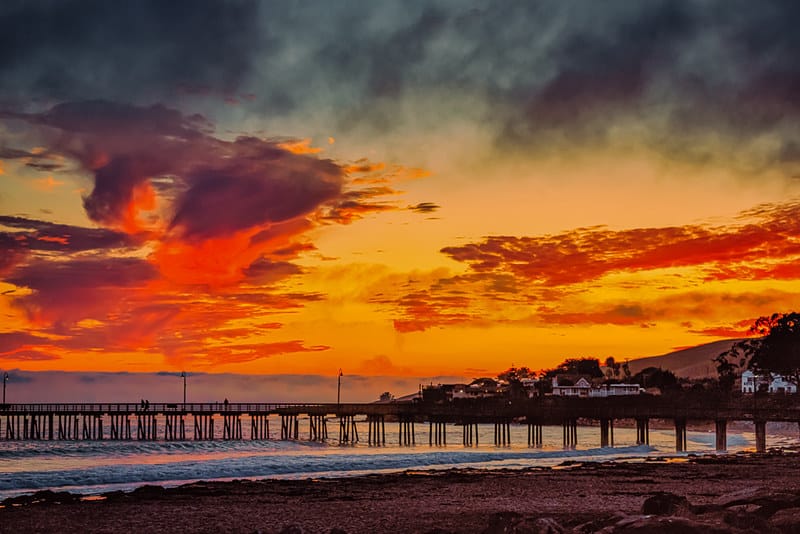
[627,338,747,379]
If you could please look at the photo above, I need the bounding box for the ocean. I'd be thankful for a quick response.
[0,417,785,500]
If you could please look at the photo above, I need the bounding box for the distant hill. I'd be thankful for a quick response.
[627,339,747,379]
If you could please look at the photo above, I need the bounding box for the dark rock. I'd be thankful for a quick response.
[610,515,734,533]
[279,525,304,534]
[769,507,800,533]
[101,490,127,502]
[130,484,166,499]
[528,518,564,533]
[641,492,694,516]
[481,512,564,534]
[483,511,523,533]
[3,490,79,506]
[715,487,800,517]
[423,529,455,534]
[725,504,762,515]
[721,509,773,532]
[573,513,628,533]
[329,529,349,534]
[34,490,78,504]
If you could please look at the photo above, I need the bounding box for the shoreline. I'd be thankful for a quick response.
[3,452,800,533]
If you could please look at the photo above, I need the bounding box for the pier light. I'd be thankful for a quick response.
[2,372,7,405]
[180,371,187,404]
[337,368,343,405]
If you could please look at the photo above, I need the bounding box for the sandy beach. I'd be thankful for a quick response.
[3,452,800,533]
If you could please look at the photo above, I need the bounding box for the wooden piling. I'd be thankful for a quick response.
[674,418,687,452]
[461,421,479,447]
[429,419,447,446]
[223,414,242,440]
[399,416,415,446]
[562,419,577,449]
[527,420,542,448]
[494,420,511,446]
[600,418,611,448]
[281,414,299,440]
[368,415,384,445]
[754,420,766,453]
[635,417,649,445]
[715,419,727,452]
[250,413,270,440]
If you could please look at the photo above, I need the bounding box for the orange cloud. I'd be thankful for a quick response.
[32,176,64,192]
[277,138,322,154]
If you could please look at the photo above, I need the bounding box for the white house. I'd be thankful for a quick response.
[741,370,797,394]
[551,377,643,397]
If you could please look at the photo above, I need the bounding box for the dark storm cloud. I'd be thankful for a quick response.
[243,0,799,169]
[4,0,796,168]
[0,215,133,252]
[6,257,157,294]
[172,137,343,239]
[0,0,261,104]
[0,146,62,171]
[5,101,346,237]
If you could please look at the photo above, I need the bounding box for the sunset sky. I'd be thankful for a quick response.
[1,1,799,398]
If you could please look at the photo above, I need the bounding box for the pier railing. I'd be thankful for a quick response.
[1,393,798,421]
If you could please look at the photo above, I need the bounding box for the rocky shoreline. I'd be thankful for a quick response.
[2,452,800,533]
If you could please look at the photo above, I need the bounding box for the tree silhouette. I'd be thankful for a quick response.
[604,356,621,379]
[631,367,678,392]
[717,312,800,388]
[544,358,604,378]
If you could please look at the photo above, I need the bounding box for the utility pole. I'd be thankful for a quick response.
[337,368,343,405]
[2,372,8,405]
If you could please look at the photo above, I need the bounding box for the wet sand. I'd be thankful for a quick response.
[2,453,800,533]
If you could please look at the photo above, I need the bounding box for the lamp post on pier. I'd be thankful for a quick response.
[2,372,7,405]
[337,368,343,406]
[180,371,186,405]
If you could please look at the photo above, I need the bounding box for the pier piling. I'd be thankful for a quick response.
[367,415,384,445]
[674,418,687,452]
[754,420,766,453]
[715,419,727,452]
[399,416,415,446]
[562,419,577,449]
[527,420,543,448]
[635,417,649,446]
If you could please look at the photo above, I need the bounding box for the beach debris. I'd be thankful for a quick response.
[641,492,694,516]
[481,511,565,533]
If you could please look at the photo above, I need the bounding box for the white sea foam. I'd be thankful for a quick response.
[0,423,783,500]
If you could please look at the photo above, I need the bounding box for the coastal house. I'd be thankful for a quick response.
[424,378,511,402]
[741,370,797,394]
[451,378,509,399]
[550,376,643,397]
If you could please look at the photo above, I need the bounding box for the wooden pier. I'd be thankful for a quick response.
[1,394,798,452]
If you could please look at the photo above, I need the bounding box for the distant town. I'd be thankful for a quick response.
[405,352,798,405]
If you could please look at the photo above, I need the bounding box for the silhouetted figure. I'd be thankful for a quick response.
[224,398,229,410]
[145,399,150,410]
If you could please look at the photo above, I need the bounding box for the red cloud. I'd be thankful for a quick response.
[387,202,800,334]
[441,202,800,286]
[0,100,434,367]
